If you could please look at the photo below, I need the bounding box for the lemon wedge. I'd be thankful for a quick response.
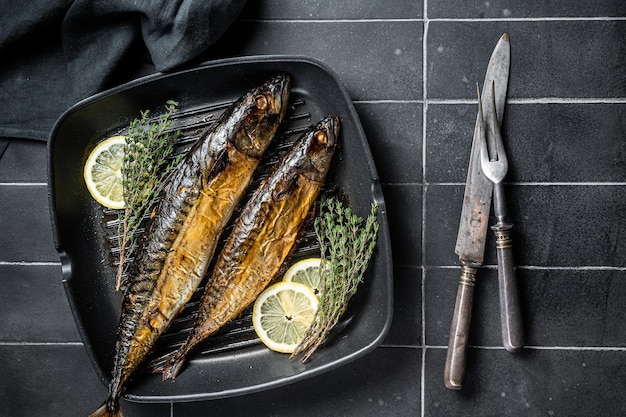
[252,281,319,353]
[282,257,330,297]
[83,135,127,209]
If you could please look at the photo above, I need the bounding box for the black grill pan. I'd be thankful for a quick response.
[48,56,393,402]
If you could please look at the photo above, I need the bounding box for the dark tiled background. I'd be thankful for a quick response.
[1,1,625,416]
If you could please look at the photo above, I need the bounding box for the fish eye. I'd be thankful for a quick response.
[255,94,269,110]
[315,130,328,145]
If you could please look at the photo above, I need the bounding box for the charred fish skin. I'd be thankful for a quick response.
[159,114,340,380]
[89,74,291,417]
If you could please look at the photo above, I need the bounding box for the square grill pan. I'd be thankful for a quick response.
[48,56,393,402]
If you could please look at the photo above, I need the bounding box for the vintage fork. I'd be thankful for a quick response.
[477,82,524,352]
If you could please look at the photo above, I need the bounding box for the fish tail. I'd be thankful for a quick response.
[161,356,186,381]
[148,348,179,374]
[150,336,196,380]
[148,347,187,380]
[88,400,124,417]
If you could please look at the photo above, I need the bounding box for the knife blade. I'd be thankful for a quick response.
[444,33,510,390]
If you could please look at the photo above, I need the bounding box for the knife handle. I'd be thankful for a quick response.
[444,263,477,390]
[492,222,524,352]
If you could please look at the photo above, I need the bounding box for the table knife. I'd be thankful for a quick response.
[444,33,510,390]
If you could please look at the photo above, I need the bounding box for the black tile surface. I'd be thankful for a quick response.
[501,103,626,183]
[383,184,422,267]
[241,0,423,19]
[424,184,626,267]
[521,269,626,347]
[427,21,626,99]
[203,20,423,101]
[508,185,626,267]
[355,102,423,184]
[425,267,626,348]
[2,1,625,417]
[0,345,171,417]
[0,184,58,262]
[429,0,626,18]
[427,103,626,183]
[0,139,48,183]
[384,266,421,347]
[0,264,79,342]
[0,345,106,417]
[424,348,626,416]
[175,347,421,417]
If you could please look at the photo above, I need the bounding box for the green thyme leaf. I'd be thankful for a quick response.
[291,197,379,362]
[115,101,183,291]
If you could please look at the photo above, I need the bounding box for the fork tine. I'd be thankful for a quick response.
[476,83,489,172]
[488,80,508,167]
[476,84,493,181]
[481,81,508,184]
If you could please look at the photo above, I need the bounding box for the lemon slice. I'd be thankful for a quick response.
[252,281,319,353]
[83,135,127,209]
[282,258,330,296]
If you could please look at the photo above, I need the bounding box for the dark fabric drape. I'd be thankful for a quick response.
[0,0,246,140]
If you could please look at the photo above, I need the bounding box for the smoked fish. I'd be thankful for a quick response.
[158,114,340,380]
[89,74,291,417]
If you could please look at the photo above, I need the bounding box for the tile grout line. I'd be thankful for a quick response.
[421,6,429,417]
[242,16,626,23]
[379,344,626,352]
[0,341,83,346]
[423,344,626,351]
[8,181,625,188]
[354,98,626,104]
[408,182,626,186]
[505,97,626,104]
[425,265,626,271]
[431,16,626,22]
[520,265,626,271]
[0,182,47,186]
[4,261,623,271]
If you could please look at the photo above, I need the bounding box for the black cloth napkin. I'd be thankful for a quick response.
[0,0,246,141]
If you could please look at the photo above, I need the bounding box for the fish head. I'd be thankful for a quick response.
[300,114,340,182]
[235,74,291,158]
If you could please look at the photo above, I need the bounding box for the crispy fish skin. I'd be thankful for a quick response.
[159,114,340,380]
[89,74,291,417]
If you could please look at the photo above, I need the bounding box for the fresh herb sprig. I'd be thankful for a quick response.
[116,100,183,291]
[292,197,379,362]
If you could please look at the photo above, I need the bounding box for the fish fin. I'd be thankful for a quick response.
[204,147,230,185]
[88,401,124,417]
[271,171,299,200]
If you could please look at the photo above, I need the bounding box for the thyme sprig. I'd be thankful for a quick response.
[116,100,183,291]
[291,197,379,362]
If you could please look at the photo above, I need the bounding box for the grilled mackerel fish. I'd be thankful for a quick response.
[89,74,291,417]
[157,114,340,380]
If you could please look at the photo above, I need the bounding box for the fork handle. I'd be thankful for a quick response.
[444,263,477,390]
[492,221,524,352]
